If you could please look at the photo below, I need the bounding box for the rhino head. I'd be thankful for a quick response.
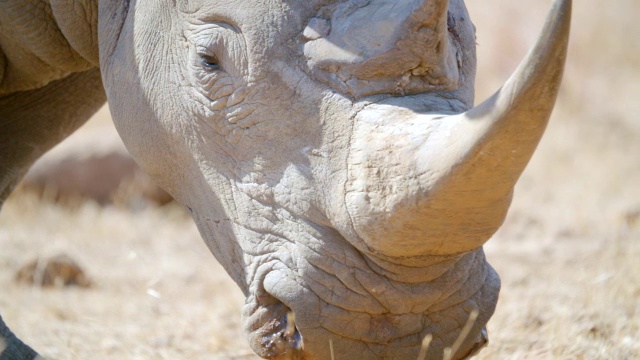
[100,0,571,358]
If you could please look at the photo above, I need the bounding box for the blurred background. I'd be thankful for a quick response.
[1,0,638,358]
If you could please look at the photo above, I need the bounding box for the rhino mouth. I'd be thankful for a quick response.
[242,267,305,358]
[238,242,500,359]
[263,312,304,357]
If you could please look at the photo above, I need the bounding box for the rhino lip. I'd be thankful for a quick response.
[261,311,304,357]
[244,299,304,358]
[243,265,305,358]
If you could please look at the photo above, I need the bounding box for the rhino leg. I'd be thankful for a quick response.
[0,68,106,202]
[0,68,106,358]
[0,315,38,360]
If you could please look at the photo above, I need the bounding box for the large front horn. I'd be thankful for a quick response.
[343,0,572,258]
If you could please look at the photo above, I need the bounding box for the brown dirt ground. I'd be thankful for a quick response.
[1,1,639,359]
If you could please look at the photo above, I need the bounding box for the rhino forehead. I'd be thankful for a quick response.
[178,0,321,44]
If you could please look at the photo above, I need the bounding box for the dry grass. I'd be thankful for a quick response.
[0,194,255,359]
[1,0,639,359]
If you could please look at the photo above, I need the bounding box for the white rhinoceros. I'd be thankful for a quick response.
[0,0,571,358]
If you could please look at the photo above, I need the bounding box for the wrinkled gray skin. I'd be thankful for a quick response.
[0,0,571,359]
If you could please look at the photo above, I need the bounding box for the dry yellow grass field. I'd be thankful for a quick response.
[1,0,639,359]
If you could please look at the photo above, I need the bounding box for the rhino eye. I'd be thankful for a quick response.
[199,53,220,70]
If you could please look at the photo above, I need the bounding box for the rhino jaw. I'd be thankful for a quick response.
[338,0,572,258]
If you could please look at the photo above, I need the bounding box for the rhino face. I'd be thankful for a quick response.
[100,0,571,358]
